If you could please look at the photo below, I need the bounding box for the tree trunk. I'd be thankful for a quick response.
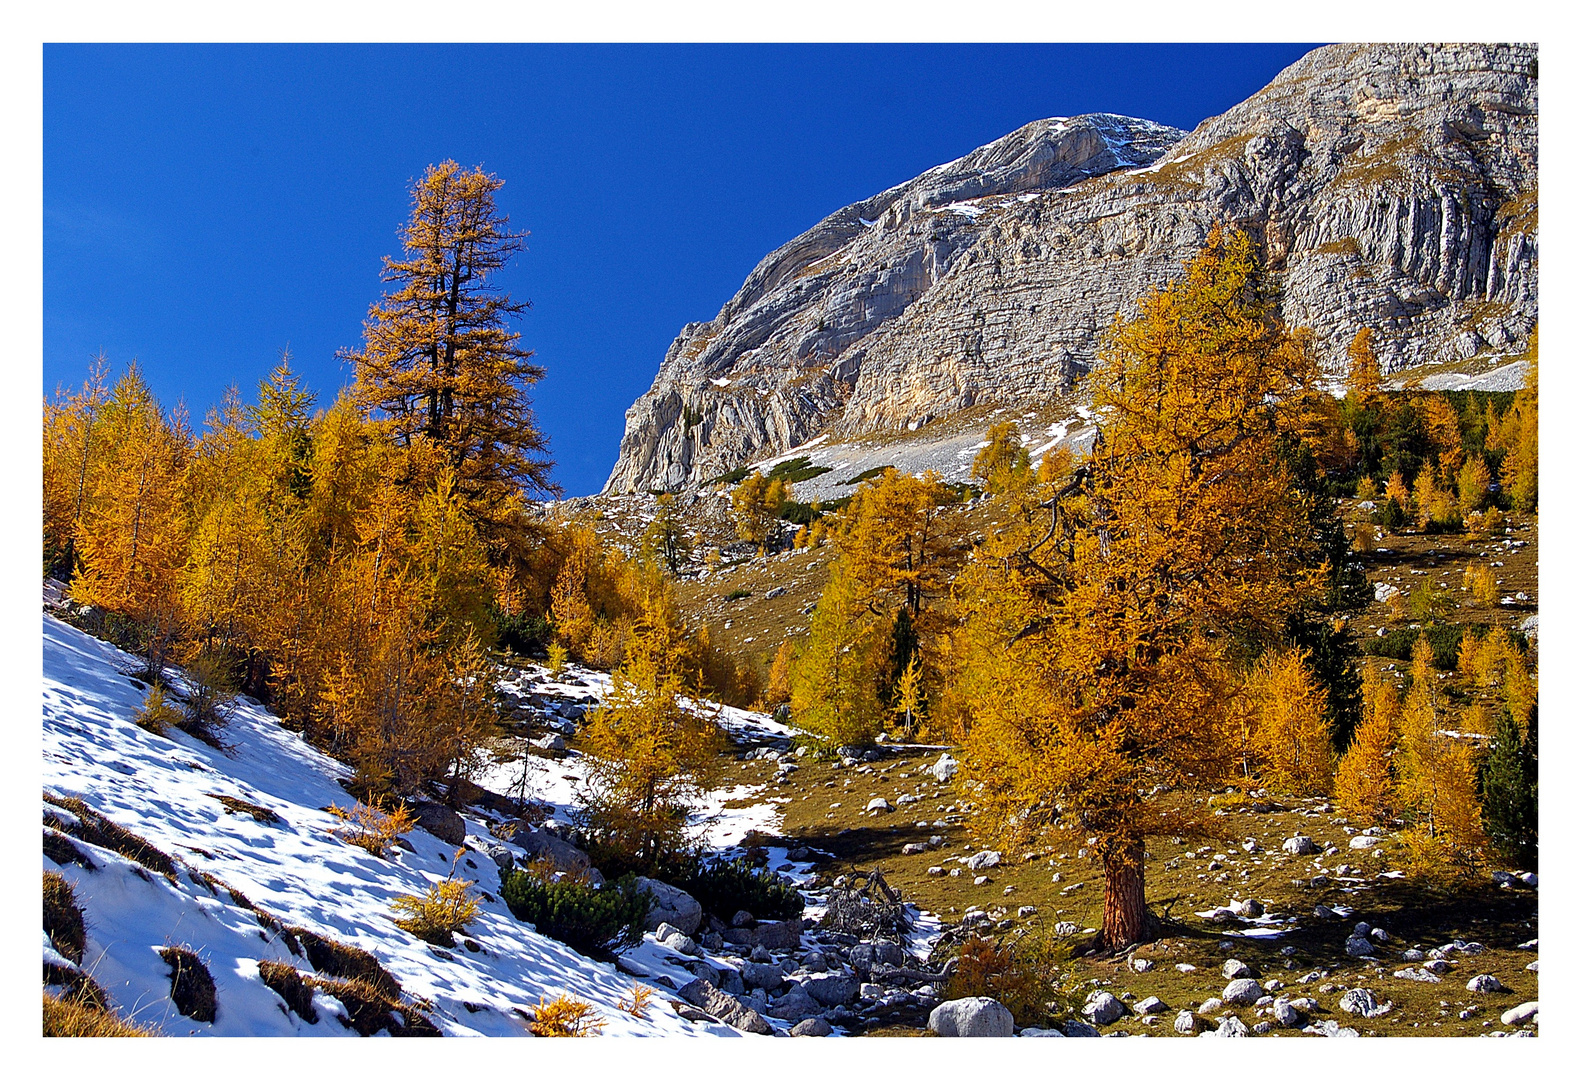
[1100,838,1153,949]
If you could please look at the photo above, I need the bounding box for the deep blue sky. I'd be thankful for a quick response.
[44,43,1319,496]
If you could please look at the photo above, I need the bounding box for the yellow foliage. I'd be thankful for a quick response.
[530,993,605,1037]
[617,982,654,1019]
[765,640,793,705]
[546,642,569,676]
[1347,327,1382,398]
[1334,663,1398,824]
[731,471,789,553]
[972,422,1031,494]
[1461,565,1498,607]
[329,797,416,859]
[1457,456,1492,515]
[1247,649,1333,796]
[344,160,556,526]
[578,609,727,868]
[952,228,1325,946]
[1354,475,1379,502]
[392,863,480,945]
[1499,326,1538,513]
[789,564,886,748]
[1384,470,1410,508]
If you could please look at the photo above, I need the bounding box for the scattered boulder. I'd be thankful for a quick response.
[1348,835,1382,850]
[635,877,703,936]
[965,850,1002,872]
[932,754,958,783]
[741,961,784,991]
[1467,975,1507,994]
[1273,999,1303,1027]
[1282,836,1318,855]
[1082,990,1126,1025]
[766,981,820,1021]
[1207,1015,1250,1038]
[1061,1020,1101,1037]
[731,910,756,928]
[677,979,774,1035]
[1339,988,1391,1018]
[510,827,596,879]
[410,802,466,846]
[1501,1001,1538,1027]
[1222,958,1257,980]
[532,733,567,753]
[1134,996,1167,1016]
[804,973,859,1007]
[865,798,893,815]
[928,996,1014,1037]
[791,1016,833,1037]
[1344,935,1376,958]
[1174,1010,1201,1034]
[1223,979,1263,1006]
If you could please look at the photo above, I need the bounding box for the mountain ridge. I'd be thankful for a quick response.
[606,43,1537,494]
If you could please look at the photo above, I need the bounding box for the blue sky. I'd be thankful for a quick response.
[44,43,1319,497]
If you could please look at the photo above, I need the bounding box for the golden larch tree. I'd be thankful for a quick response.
[1334,662,1398,824]
[953,227,1325,948]
[343,160,557,535]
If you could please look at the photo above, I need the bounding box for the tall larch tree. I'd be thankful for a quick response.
[952,228,1324,949]
[343,160,558,538]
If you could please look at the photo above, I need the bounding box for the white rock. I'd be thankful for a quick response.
[1223,979,1263,1006]
[865,797,892,814]
[1082,991,1126,1025]
[1501,1001,1538,1026]
[931,754,958,783]
[1467,974,1507,993]
[966,849,1002,871]
[1349,835,1382,849]
[1282,835,1318,855]
[927,996,1014,1037]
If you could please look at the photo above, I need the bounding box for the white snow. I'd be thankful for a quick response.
[938,201,985,220]
[40,614,770,1036]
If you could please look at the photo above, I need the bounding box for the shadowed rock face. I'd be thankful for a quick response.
[606,43,1538,494]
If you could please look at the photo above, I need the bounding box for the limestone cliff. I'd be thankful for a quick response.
[605,43,1537,494]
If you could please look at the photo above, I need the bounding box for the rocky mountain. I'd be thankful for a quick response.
[605,43,1538,494]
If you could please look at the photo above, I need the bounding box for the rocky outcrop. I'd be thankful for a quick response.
[605,43,1537,494]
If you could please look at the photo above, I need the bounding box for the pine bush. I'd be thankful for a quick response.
[500,870,650,956]
[679,859,805,922]
[1479,709,1538,869]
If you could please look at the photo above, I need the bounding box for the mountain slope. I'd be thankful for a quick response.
[607,43,1537,493]
[40,613,753,1036]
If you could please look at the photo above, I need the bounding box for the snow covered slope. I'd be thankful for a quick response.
[40,613,755,1037]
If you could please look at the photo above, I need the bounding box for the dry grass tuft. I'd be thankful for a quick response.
[208,793,284,825]
[291,928,403,1000]
[42,992,154,1037]
[44,963,108,1011]
[311,976,439,1037]
[43,871,86,964]
[257,960,317,1024]
[160,946,217,1023]
[43,793,178,878]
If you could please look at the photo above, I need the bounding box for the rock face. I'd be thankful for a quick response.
[605,43,1537,494]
